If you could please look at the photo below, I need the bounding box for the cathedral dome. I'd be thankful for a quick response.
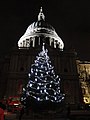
[18,7,64,50]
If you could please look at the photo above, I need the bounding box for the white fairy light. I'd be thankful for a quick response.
[52,70,54,73]
[50,65,52,67]
[41,65,43,68]
[58,87,60,90]
[37,97,40,101]
[36,69,38,72]
[40,90,42,93]
[50,81,53,83]
[58,81,60,84]
[31,70,33,73]
[44,89,46,92]
[28,73,30,77]
[56,75,59,78]
[55,97,57,100]
[46,72,48,74]
[35,72,37,75]
[31,68,33,72]
[37,86,39,89]
[38,83,41,85]
[44,85,46,88]
[50,85,52,87]
[47,63,49,66]
[59,90,60,93]
[35,78,37,81]
[46,96,48,100]
[30,84,32,87]
[35,60,37,63]
[41,73,43,77]
[23,88,26,91]
[36,63,38,66]
[62,96,64,99]
[45,67,47,70]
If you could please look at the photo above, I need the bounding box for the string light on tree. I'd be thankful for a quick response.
[21,43,65,109]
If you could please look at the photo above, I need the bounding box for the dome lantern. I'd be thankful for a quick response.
[38,7,45,21]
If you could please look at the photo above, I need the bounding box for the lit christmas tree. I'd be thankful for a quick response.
[21,43,65,110]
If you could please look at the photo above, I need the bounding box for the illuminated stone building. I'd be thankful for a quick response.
[77,60,90,104]
[0,7,82,108]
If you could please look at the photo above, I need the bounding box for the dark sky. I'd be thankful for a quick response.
[0,0,90,60]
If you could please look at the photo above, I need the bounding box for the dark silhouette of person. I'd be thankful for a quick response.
[0,102,6,120]
[19,105,25,120]
[19,97,30,120]
[66,104,71,119]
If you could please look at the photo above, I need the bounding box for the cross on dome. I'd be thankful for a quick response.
[38,7,45,21]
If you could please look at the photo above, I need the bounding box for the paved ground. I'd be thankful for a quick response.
[4,110,67,120]
[4,110,90,120]
[5,114,67,120]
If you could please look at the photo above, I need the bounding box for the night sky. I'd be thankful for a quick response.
[0,0,90,60]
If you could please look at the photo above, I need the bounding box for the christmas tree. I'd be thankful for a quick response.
[21,43,65,110]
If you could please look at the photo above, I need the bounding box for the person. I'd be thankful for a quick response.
[0,108,4,120]
[19,105,25,120]
[0,102,6,120]
[66,104,71,119]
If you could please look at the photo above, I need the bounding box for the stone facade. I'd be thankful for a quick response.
[0,7,82,109]
[0,45,82,108]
